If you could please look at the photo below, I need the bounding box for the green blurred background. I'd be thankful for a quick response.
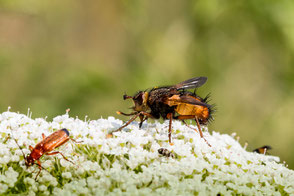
[0,0,293,169]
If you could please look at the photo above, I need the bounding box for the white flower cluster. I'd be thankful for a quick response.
[0,110,294,195]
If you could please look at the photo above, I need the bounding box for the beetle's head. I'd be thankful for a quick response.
[12,137,34,168]
[25,156,34,168]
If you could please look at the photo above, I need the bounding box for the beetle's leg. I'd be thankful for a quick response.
[46,151,74,165]
[33,160,50,181]
[35,160,42,180]
[42,133,46,140]
[29,145,34,151]
[69,138,83,143]
[166,113,173,144]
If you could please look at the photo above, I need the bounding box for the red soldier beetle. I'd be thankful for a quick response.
[13,128,81,180]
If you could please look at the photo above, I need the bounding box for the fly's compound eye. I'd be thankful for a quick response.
[133,92,144,105]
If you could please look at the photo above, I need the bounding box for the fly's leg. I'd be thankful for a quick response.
[113,112,141,133]
[139,115,148,128]
[166,113,173,144]
[182,120,195,131]
[195,116,211,147]
[112,111,154,133]
[116,111,137,116]
[176,115,211,147]
[139,114,144,128]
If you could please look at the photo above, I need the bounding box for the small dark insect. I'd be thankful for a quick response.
[253,145,272,154]
[13,128,80,180]
[158,148,175,158]
[113,77,214,145]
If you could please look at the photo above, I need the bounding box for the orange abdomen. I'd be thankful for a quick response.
[166,94,210,122]
[175,103,210,121]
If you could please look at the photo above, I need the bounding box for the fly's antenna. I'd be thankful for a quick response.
[123,93,132,100]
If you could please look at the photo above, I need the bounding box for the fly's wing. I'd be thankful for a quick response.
[165,94,211,108]
[179,95,211,107]
[175,77,207,90]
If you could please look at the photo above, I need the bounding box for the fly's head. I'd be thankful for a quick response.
[123,91,150,112]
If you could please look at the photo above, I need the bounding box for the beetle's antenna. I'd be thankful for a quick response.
[12,134,27,159]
